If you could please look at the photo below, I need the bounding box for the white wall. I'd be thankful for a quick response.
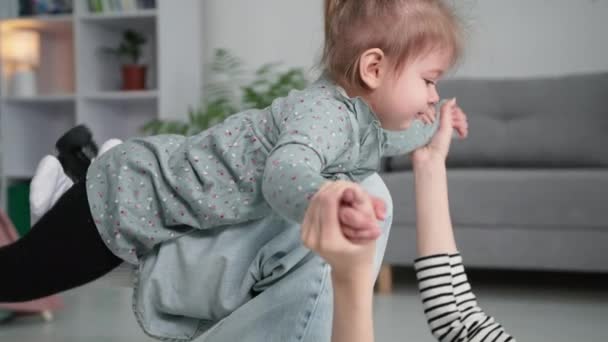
[202,0,324,78]
[454,0,608,78]
[158,0,204,120]
[202,0,608,79]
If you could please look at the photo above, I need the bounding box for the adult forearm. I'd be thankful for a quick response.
[413,161,458,256]
[331,272,375,342]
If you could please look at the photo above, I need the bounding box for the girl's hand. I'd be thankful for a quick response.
[417,109,436,125]
[339,188,385,243]
[302,181,377,279]
[411,98,469,167]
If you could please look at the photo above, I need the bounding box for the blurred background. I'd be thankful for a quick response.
[0,1,606,341]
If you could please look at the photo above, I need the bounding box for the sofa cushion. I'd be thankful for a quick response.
[387,73,608,171]
[381,169,608,228]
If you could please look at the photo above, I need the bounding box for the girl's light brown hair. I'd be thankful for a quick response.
[322,0,464,91]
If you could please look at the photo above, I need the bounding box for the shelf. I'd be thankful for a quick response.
[77,16,157,92]
[79,12,155,32]
[80,9,157,21]
[3,94,75,104]
[0,15,73,33]
[0,0,204,211]
[5,170,35,179]
[1,16,75,96]
[82,90,158,101]
[7,14,74,22]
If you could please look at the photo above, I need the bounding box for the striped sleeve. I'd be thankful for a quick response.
[414,253,516,342]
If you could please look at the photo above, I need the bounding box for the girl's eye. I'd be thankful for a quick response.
[425,79,436,86]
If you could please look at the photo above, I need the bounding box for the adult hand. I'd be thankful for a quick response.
[301,181,377,280]
[410,98,468,167]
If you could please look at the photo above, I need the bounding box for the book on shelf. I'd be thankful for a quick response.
[87,0,155,13]
[17,0,73,17]
[7,181,30,237]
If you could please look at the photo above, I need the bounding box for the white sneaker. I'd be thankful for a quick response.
[30,155,73,224]
[29,138,123,224]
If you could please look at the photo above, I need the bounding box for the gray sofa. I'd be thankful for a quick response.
[380,72,608,273]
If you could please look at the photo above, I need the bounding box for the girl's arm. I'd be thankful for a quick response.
[261,99,353,224]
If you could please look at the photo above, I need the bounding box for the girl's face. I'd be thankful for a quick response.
[367,49,451,131]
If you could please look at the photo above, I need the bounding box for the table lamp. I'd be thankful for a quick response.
[1,29,40,97]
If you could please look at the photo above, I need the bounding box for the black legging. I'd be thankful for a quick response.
[0,181,122,302]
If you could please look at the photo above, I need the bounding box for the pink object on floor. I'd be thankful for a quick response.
[0,209,63,313]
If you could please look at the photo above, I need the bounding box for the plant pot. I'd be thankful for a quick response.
[122,64,147,90]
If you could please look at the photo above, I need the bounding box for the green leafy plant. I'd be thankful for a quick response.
[241,63,308,110]
[141,49,308,136]
[103,29,147,65]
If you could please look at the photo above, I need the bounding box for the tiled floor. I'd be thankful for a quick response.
[1,267,607,341]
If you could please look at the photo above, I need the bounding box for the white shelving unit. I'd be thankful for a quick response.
[0,0,204,209]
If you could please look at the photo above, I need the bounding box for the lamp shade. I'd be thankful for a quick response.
[1,29,40,67]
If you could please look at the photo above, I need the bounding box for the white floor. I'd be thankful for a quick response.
[1,268,606,341]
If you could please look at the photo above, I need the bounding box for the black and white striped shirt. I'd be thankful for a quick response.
[414,253,515,342]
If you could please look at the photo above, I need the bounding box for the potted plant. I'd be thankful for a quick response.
[104,29,148,91]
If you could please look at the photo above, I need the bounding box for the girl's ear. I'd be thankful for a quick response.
[358,48,387,90]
